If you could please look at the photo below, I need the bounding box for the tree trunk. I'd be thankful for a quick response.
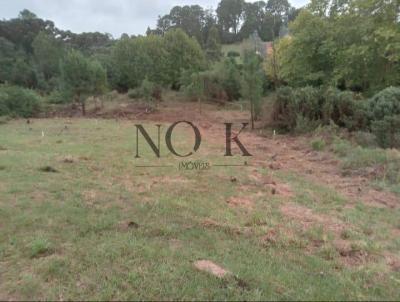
[250,100,255,130]
[81,101,86,116]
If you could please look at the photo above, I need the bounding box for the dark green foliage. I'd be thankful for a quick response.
[272,86,324,131]
[323,88,366,131]
[216,57,242,101]
[128,78,161,102]
[0,92,10,116]
[60,50,107,114]
[371,116,400,149]
[366,87,400,121]
[180,56,242,103]
[11,58,37,88]
[227,51,240,58]
[272,86,296,130]
[152,0,294,45]
[366,87,400,148]
[60,50,93,100]
[272,86,362,132]
[0,85,41,117]
[112,29,205,91]
[0,37,16,84]
[205,26,222,62]
[47,89,74,104]
[272,86,400,148]
[163,29,206,89]
[32,31,64,83]
[180,69,227,103]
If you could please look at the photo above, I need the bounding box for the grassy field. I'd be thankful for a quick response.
[0,109,400,300]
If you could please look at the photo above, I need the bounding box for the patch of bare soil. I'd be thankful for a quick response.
[95,103,155,119]
[280,203,347,235]
[244,133,400,209]
[227,196,254,208]
[247,170,293,198]
[384,252,400,272]
[194,260,231,278]
[333,239,371,266]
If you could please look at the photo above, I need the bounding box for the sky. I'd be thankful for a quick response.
[0,0,309,38]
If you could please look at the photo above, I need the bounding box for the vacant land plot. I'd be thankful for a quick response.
[0,102,399,300]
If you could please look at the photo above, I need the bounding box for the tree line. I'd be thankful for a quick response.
[148,0,298,44]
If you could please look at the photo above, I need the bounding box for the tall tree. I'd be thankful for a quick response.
[163,29,206,88]
[60,50,107,115]
[240,1,266,39]
[32,31,64,81]
[242,52,264,129]
[155,5,205,45]
[217,0,246,42]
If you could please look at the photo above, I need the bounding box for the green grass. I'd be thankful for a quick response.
[0,119,399,300]
[311,138,326,151]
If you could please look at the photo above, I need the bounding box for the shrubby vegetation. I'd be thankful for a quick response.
[0,85,41,117]
[271,86,400,148]
[366,87,400,148]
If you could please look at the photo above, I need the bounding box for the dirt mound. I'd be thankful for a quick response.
[194,260,231,278]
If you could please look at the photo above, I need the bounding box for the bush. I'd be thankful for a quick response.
[366,86,400,121]
[311,138,326,151]
[180,60,241,103]
[0,85,42,117]
[0,91,10,116]
[47,89,74,104]
[272,86,323,132]
[271,86,296,130]
[371,115,400,149]
[271,86,369,133]
[214,58,242,101]
[128,78,161,102]
[227,51,240,58]
[366,87,400,148]
[323,88,365,130]
[128,88,141,99]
